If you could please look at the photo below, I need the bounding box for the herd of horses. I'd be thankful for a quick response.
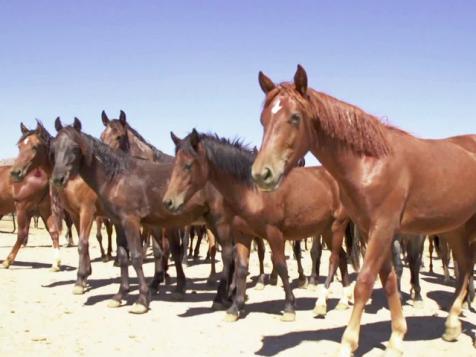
[1,65,475,355]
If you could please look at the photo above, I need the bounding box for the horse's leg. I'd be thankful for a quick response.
[188,229,194,257]
[181,226,190,265]
[440,237,451,284]
[149,230,164,294]
[254,237,266,290]
[335,246,352,311]
[72,209,94,294]
[95,217,107,261]
[168,228,186,300]
[2,208,31,268]
[406,235,425,308]
[206,229,217,285]
[225,235,251,321]
[212,237,234,310]
[308,236,322,290]
[194,228,204,260]
[40,208,62,272]
[64,211,74,247]
[442,230,472,342]
[161,229,171,283]
[429,235,434,273]
[121,218,149,314]
[339,221,405,356]
[294,240,307,288]
[108,225,130,308]
[267,229,295,322]
[392,236,403,296]
[104,219,113,260]
[314,225,345,317]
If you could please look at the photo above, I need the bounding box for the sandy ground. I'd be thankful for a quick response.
[0,218,475,357]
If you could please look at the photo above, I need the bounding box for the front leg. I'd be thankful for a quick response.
[2,208,31,268]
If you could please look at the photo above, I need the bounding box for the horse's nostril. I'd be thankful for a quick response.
[163,199,173,209]
[262,167,273,183]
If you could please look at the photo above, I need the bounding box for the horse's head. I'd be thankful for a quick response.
[252,65,313,191]
[163,129,208,213]
[51,117,84,188]
[100,110,130,152]
[10,121,51,182]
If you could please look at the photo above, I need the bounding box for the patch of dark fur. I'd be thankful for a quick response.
[125,124,174,163]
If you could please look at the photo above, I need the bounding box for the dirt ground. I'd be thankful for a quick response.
[0,218,475,357]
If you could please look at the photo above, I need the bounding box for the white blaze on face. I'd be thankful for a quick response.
[271,98,282,114]
[23,138,29,145]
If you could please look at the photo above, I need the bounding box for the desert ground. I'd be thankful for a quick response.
[0,217,475,357]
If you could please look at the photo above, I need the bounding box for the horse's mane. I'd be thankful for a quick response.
[64,127,129,179]
[268,83,410,157]
[125,124,174,163]
[178,132,256,186]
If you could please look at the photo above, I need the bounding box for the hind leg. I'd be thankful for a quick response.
[254,237,266,290]
[406,235,425,308]
[294,240,307,288]
[73,209,94,294]
[308,236,322,289]
[168,228,186,300]
[95,218,107,261]
[206,229,218,285]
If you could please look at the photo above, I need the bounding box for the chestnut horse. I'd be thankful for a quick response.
[252,65,476,354]
[2,123,62,271]
[163,131,360,321]
[10,121,114,295]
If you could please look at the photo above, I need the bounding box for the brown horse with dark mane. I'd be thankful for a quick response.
[162,130,360,321]
[9,121,115,295]
[1,123,62,271]
[252,65,476,354]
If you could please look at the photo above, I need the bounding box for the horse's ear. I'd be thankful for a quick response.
[73,117,82,132]
[119,110,127,126]
[293,64,308,96]
[36,120,46,136]
[20,122,29,135]
[101,111,109,126]
[258,71,276,94]
[170,132,181,147]
[54,117,63,132]
[190,129,201,152]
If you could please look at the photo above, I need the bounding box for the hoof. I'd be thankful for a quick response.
[313,304,327,317]
[384,346,403,357]
[442,321,462,342]
[50,265,61,272]
[413,300,424,310]
[462,302,469,310]
[255,282,265,291]
[107,299,122,308]
[72,285,85,295]
[170,292,185,301]
[102,256,110,263]
[129,303,148,314]
[280,311,296,322]
[206,277,216,287]
[212,302,225,310]
[224,313,239,322]
[297,279,308,289]
[308,284,318,292]
[335,302,349,311]
[2,260,11,269]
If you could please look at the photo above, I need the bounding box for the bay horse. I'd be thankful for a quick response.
[162,130,360,321]
[99,111,219,286]
[10,121,115,295]
[51,118,245,314]
[252,65,476,354]
[2,123,62,271]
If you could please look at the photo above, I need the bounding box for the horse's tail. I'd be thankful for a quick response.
[49,183,63,233]
[345,221,361,272]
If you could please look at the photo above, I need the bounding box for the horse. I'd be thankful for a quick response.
[251,65,476,354]
[2,123,62,271]
[162,130,361,321]
[10,121,116,294]
[99,111,222,287]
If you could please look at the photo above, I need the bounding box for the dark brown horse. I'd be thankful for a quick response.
[163,131,359,321]
[2,123,62,271]
[51,118,247,314]
[9,121,115,295]
[99,111,219,285]
[252,65,476,354]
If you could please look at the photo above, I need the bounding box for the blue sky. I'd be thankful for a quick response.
[1,1,475,163]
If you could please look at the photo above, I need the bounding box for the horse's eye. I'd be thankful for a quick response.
[289,114,301,127]
[116,136,122,141]
[184,163,193,171]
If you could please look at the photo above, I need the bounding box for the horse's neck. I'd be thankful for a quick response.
[207,162,259,214]
[78,155,111,196]
[128,131,155,160]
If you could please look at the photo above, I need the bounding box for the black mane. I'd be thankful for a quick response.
[64,126,129,178]
[178,132,256,186]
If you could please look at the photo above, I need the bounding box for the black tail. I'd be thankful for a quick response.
[345,221,361,272]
